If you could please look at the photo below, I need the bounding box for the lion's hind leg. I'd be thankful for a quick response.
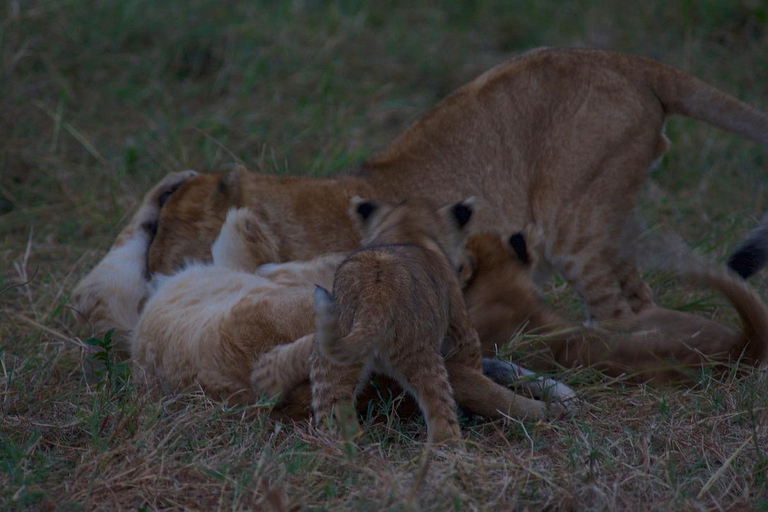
[448,361,572,421]
[386,343,462,443]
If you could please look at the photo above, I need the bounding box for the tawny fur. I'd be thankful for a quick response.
[310,198,467,442]
[70,170,198,353]
[78,197,571,425]
[147,47,768,320]
[132,208,344,409]
[463,233,768,383]
[309,197,565,443]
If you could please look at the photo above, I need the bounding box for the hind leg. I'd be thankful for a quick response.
[615,259,655,313]
[309,345,365,434]
[481,359,577,405]
[553,238,634,321]
[71,170,197,347]
[448,361,570,420]
[386,344,461,443]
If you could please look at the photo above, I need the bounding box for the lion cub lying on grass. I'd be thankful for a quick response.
[464,233,768,383]
[79,175,571,428]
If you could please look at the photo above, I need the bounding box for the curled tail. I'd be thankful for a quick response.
[313,286,385,366]
[635,230,768,365]
[685,264,768,365]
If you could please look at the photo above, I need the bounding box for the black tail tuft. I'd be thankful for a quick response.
[727,241,768,279]
[508,232,530,265]
[726,214,768,279]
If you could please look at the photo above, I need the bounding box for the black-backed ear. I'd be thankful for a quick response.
[350,196,378,222]
[451,197,475,229]
[216,165,247,203]
[508,232,530,264]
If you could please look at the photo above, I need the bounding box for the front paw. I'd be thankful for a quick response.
[250,356,285,401]
[483,357,578,413]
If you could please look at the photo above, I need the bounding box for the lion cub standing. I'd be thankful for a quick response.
[310,197,478,443]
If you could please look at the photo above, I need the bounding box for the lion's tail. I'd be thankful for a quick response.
[726,212,768,279]
[684,263,768,365]
[606,50,768,146]
[314,286,386,366]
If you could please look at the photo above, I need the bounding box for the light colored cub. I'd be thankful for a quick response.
[131,208,343,407]
[71,175,575,422]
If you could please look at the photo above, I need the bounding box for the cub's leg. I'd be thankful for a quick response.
[385,343,462,443]
[443,278,484,370]
[443,277,571,419]
[256,253,347,288]
[211,208,279,272]
[309,345,365,435]
[446,361,565,420]
[552,239,634,321]
[615,258,655,313]
[251,334,314,400]
[71,170,197,348]
[481,359,576,404]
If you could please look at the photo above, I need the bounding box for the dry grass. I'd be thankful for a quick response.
[2,1,768,510]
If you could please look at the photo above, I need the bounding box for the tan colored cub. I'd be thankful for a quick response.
[147,47,768,321]
[308,197,476,442]
[308,198,569,442]
[464,233,768,383]
[84,180,572,423]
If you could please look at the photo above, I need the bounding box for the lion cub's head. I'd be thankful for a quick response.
[349,196,475,268]
[462,231,561,355]
[148,167,251,274]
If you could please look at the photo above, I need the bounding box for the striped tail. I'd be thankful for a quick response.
[313,286,385,366]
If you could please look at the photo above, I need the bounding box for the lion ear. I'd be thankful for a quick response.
[216,164,247,202]
[449,197,475,230]
[350,196,379,223]
[508,232,530,264]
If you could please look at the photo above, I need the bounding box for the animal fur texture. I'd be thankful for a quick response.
[463,232,768,383]
[309,197,487,442]
[73,176,573,427]
[145,47,768,321]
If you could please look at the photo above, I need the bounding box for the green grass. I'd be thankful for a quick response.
[2,0,768,509]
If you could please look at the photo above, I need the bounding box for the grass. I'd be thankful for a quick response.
[2,0,768,509]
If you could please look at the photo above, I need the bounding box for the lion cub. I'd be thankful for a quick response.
[464,233,768,383]
[309,197,481,442]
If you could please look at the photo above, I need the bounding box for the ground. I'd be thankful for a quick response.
[1,1,768,510]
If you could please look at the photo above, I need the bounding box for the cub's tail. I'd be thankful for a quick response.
[685,263,768,365]
[314,286,386,366]
[727,212,768,279]
[599,50,768,146]
[638,230,768,365]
